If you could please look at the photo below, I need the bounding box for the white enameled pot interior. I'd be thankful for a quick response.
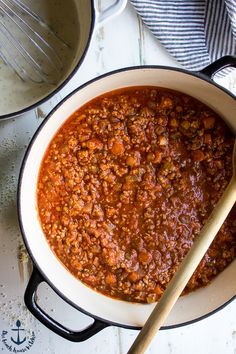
[0,0,92,118]
[19,68,236,328]
[71,0,93,74]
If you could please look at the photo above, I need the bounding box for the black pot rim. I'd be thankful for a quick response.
[17,64,236,330]
[0,0,95,121]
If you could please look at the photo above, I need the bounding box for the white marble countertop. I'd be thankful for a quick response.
[0,2,236,354]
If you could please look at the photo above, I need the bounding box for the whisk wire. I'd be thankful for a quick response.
[13,0,69,48]
[3,0,64,69]
[0,16,48,82]
[0,43,31,81]
[0,0,62,75]
[0,0,70,84]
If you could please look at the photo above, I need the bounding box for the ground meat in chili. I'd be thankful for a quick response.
[37,87,236,303]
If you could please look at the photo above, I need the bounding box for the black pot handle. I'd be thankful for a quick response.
[24,267,109,342]
[200,55,236,79]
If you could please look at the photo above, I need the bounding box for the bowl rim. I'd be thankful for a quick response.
[0,0,96,121]
[17,64,236,329]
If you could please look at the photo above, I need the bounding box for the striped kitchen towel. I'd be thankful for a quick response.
[130,0,236,72]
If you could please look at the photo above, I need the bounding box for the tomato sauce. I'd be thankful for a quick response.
[37,87,236,303]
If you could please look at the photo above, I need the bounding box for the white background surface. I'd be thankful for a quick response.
[0,1,236,354]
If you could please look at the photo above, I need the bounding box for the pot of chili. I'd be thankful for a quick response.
[18,56,236,341]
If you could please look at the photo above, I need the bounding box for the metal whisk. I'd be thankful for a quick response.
[0,0,69,84]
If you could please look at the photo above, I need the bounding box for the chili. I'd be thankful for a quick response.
[37,87,236,303]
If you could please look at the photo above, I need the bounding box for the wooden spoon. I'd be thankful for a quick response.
[128,140,236,354]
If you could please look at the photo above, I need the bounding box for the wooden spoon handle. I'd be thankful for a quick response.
[128,177,236,354]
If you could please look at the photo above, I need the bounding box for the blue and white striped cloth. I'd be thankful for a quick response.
[130,0,236,72]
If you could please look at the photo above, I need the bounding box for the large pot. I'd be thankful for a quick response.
[18,56,236,342]
[0,0,127,120]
